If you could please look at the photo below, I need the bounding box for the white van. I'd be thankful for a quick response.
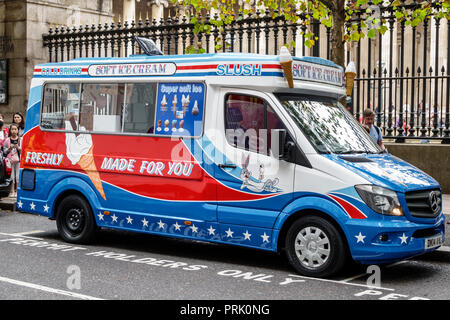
[19,49,445,277]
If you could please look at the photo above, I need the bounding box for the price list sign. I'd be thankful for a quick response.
[154,83,205,137]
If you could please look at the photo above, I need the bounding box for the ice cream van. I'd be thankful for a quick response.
[19,43,445,277]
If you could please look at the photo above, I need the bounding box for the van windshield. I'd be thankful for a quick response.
[277,95,382,154]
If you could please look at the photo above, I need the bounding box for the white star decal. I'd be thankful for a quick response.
[126,216,133,224]
[43,204,49,213]
[355,232,366,244]
[97,213,104,221]
[261,232,270,243]
[399,233,408,244]
[225,228,234,238]
[111,214,118,223]
[207,226,216,235]
[157,220,165,229]
[243,230,252,240]
[17,200,23,209]
[142,218,149,227]
[30,202,36,210]
[173,222,181,231]
[190,224,198,233]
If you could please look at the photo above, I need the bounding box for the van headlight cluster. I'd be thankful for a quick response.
[355,185,403,216]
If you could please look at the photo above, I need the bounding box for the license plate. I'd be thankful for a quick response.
[424,234,443,250]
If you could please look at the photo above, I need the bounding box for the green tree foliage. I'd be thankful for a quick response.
[172,0,449,67]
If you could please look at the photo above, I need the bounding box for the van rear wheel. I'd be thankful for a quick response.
[56,195,97,244]
[285,215,347,278]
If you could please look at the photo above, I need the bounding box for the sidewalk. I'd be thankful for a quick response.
[0,195,15,211]
[2,194,450,217]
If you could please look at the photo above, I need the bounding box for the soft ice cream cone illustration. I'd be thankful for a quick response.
[78,146,106,200]
[192,101,199,116]
[157,119,162,131]
[172,95,178,115]
[182,94,190,115]
[65,118,106,200]
[280,46,294,88]
[345,61,356,96]
[179,120,184,132]
[164,119,170,132]
[161,94,168,116]
[172,119,177,132]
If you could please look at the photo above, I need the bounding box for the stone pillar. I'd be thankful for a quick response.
[1,0,27,119]
[123,0,136,22]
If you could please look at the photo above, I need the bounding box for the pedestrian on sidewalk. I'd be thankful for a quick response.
[3,123,21,197]
[362,108,385,151]
[0,114,9,146]
[12,112,25,137]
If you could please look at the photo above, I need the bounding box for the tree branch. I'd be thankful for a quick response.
[320,0,336,11]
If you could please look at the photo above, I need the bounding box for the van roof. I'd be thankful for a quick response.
[36,53,342,69]
[32,53,345,96]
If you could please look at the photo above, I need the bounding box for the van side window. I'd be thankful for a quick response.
[80,83,124,132]
[41,83,81,130]
[40,82,199,137]
[123,83,157,134]
[225,94,286,156]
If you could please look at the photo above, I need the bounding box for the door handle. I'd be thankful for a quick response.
[218,163,237,169]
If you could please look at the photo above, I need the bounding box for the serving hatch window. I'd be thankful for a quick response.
[40,82,203,137]
[41,83,81,130]
[79,83,124,132]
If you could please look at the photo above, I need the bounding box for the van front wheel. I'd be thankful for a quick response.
[56,195,96,244]
[285,216,347,278]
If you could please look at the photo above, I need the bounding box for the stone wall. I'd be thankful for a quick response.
[0,0,113,121]
[386,143,450,193]
[0,0,27,121]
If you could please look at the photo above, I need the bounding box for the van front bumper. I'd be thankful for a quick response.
[344,214,446,264]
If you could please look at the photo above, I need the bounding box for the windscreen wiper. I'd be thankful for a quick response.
[334,150,368,154]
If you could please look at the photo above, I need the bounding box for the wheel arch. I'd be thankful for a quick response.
[47,177,101,220]
[274,195,351,253]
[276,208,349,254]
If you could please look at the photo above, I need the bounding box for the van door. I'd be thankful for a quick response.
[211,88,296,247]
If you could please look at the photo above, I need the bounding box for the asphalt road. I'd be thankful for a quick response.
[0,210,449,303]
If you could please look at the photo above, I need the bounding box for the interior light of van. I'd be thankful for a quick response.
[355,185,403,216]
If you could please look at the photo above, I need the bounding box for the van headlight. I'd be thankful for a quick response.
[355,185,403,216]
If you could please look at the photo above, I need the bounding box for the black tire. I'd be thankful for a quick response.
[56,194,97,244]
[285,215,348,278]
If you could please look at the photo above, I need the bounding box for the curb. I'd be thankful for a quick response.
[0,198,16,211]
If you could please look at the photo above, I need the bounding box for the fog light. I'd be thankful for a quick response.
[379,234,389,242]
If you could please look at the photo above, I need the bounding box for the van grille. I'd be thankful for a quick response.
[405,189,441,218]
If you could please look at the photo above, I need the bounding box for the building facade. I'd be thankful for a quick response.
[0,0,113,118]
[0,0,448,136]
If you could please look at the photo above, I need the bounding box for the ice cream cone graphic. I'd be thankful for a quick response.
[192,101,199,116]
[182,94,190,115]
[78,146,106,200]
[172,95,178,115]
[65,118,106,200]
[280,46,294,88]
[345,61,356,96]
[161,94,168,116]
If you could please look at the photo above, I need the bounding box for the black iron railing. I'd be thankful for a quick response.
[42,4,449,143]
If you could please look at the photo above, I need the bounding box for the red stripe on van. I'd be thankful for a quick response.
[177,65,218,70]
[328,194,367,219]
